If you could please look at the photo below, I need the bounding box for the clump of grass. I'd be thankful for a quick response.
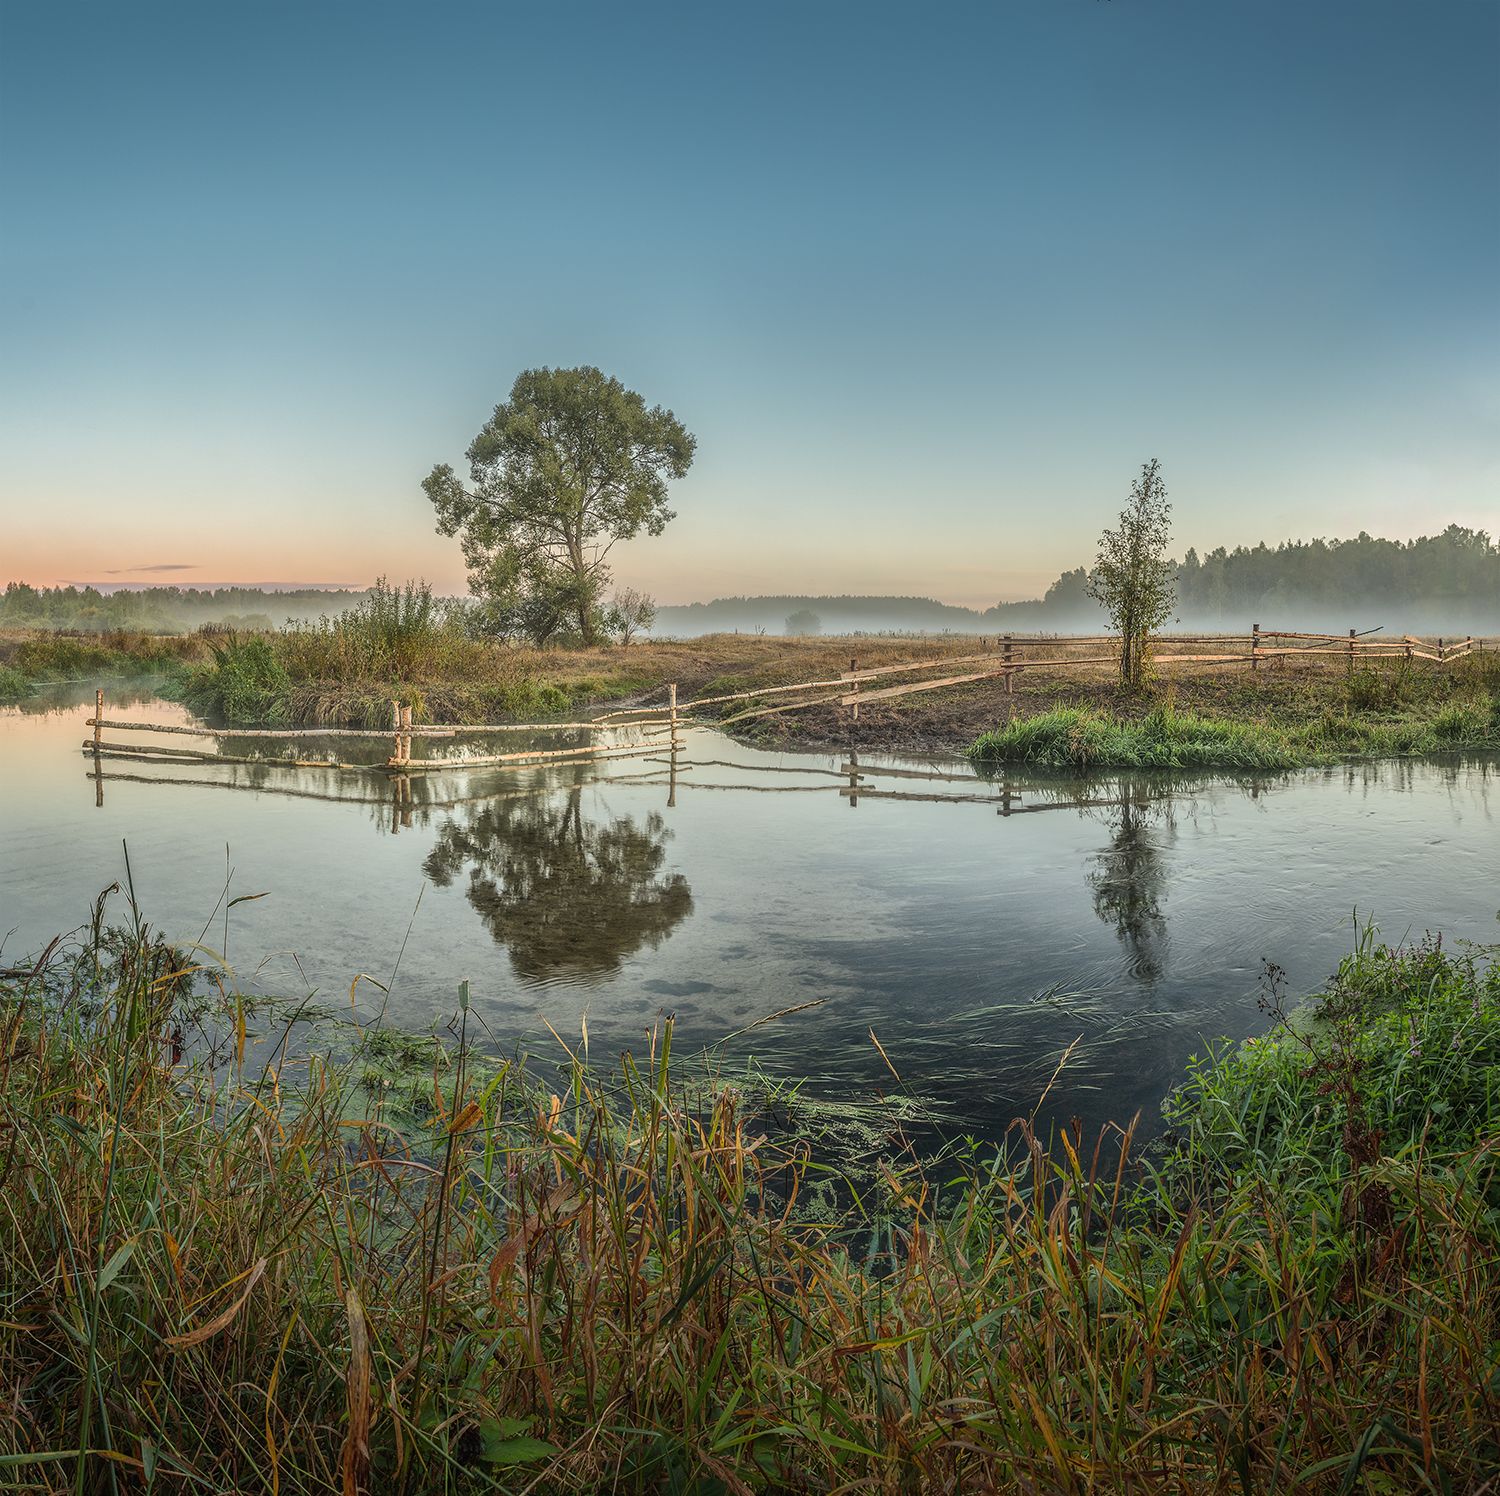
[968,704,1304,770]
[2,902,1496,1491]
[0,663,27,701]
[971,681,1500,770]
[177,632,293,723]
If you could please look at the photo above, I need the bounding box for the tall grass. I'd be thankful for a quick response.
[1,902,1495,1491]
[0,631,200,701]
[274,578,485,684]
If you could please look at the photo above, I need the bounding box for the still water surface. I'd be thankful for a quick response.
[3,686,1496,1142]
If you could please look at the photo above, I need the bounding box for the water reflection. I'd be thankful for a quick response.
[1087,784,1173,983]
[422,786,693,984]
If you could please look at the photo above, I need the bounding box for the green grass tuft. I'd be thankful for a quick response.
[968,704,1305,770]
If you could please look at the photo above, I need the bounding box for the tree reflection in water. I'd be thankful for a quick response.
[423,787,692,983]
[1086,779,1173,984]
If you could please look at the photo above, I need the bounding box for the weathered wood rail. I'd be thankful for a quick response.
[83,685,682,777]
[79,625,1490,788]
[597,626,1492,730]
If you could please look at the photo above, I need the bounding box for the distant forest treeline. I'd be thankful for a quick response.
[0,584,361,633]
[656,527,1500,636]
[4,526,1497,637]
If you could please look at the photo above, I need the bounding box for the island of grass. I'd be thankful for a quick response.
[967,659,1500,771]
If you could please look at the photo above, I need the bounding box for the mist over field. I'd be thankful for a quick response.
[9,526,1494,639]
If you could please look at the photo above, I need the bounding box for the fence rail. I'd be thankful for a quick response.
[79,624,1491,788]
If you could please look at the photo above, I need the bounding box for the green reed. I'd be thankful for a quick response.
[0,905,1495,1492]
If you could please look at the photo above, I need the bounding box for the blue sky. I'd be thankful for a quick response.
[2,0,1495,604]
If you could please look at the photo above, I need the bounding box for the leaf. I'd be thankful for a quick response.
[477,1420,557,1466]
[447,1101,483,1136]
[166,1257,267,1350]
[97,1239,136,1293]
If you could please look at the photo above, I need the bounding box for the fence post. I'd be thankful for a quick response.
[94,687,104,807]
[1437,636,1444,663]
[390,700,401,766]
[847,748,859,809]
[1251,623,1260,672]
[1003,634,1014,694]
[1347,628,1355,677]
[849,656,859,722]
[667,683,680,806]
[400,704,413,767]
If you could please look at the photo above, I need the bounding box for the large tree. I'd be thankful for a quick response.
[1087,458,1176,686]
[423,366,695,645]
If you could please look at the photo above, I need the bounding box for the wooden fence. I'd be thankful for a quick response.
[597,626,1492,730]
[80,624,1491,788]
[83,688,684,777]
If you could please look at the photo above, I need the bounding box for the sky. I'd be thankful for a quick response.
[1,1,1496,607]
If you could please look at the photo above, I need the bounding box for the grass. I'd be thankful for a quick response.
[968,704,1305,771]
[1,901,1496,1492]
[968,663,1500,771]
[0,631,205,702]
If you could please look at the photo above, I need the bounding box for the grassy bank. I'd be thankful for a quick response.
[0,631,207,702]
[968,660,1500,771]
[166,602,980,728]
[1,911,1495,1492]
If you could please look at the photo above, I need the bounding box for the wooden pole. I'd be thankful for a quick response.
[849,657,859,722]
[1347,628,1355,676]
[667,682,679,806]
[1251,623,1260,672]
[1003,634,1014,694]
[391,700,401,765]
[847,748,859,809]
[93,688,104,806]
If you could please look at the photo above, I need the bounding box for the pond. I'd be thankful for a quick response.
[3,684,1497,1144]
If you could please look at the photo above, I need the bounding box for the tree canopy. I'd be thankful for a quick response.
[423,366,695,645]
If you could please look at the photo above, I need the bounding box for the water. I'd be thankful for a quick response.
[3,684,1497,1143]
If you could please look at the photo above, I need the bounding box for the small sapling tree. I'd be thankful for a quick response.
[1087,459,1176,687]
[608,587,656,646]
